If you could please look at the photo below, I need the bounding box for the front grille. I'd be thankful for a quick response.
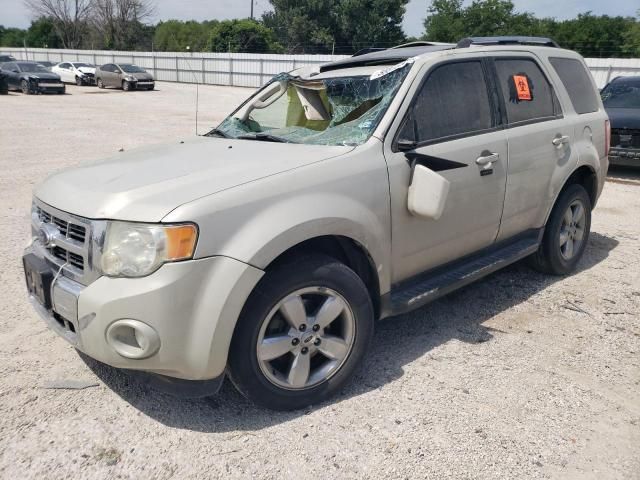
[36,206,86,244]
[611,128,640,148]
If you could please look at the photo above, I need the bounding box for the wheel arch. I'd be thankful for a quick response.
[544,165,597,225]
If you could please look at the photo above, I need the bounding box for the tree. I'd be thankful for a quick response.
[208,19,282,53]
[153,20,215,51]
[0,26,27,47]
[23,0,92,48]
[26,17,63,48]
[91,0,155,50]
[263,0,409,54]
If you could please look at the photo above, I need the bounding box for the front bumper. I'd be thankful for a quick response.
[24,247,264,382]
[31,81,65,93]
[609,147,640,167]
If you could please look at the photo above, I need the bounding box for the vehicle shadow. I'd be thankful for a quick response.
[80,232,619,432]
[607,165,640,182]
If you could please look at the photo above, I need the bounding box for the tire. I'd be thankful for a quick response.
[97,78,104,89]
[528,184,591,275]
[21,79,31,94]
[58,85,65,95]
[122,80,131,91]
[75,76,83,86]
[228,255,374,411]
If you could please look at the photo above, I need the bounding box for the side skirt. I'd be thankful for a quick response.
[381,229,542,318]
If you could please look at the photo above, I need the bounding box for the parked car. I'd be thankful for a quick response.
[0,61,65,94]
[0,54,17,62]
[601,76,640,167]
[52,61,96,85]
[24,37,608,410]
[95,63,154,90]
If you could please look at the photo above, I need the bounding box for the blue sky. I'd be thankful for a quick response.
[1,0,637,36]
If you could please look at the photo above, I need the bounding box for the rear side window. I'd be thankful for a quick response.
[494,58,558,125]
[406,61,494,143]
[549,57,599,114]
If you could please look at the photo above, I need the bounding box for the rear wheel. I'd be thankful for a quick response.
[528,184,591,275]
[21,79,31,94]
[228,255,374,410]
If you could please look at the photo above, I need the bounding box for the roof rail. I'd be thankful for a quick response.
[456,36,560,48]
[391,41,455,49]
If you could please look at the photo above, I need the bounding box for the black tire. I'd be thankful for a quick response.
[75,76,83,86]
[528,184,591,275]
[228,255,374,411]
[122,80,131,91]
[97,78,104,89]
[21,79,31,94]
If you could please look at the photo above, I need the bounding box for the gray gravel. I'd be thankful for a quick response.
[1,82,639,480]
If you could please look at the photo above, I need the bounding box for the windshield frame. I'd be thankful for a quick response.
[211,64,414,147]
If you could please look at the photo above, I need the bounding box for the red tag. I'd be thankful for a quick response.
[513,75,531,101]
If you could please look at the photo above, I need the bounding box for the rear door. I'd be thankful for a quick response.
[489,54,576,241]
[385,57,509,281]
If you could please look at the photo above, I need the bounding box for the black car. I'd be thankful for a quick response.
[36,60,56,71]
[601,76,640,167]
[0,54,17,62]
[0,61,65,94]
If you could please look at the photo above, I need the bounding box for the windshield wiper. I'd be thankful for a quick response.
[237,133,291,143]
[204,128,231,138]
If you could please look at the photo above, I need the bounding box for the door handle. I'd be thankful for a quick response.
[552,135,570,147]
[476,152,500,166]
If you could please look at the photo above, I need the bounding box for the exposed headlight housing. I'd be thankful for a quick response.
[101,222,198,278]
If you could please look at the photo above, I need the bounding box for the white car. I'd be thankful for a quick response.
[52,62,97,86]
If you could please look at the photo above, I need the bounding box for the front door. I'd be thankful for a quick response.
[385,59,508,282]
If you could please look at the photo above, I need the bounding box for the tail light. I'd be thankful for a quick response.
[605,119,611,157]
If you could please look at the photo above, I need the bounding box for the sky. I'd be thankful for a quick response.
[0,0,637,37]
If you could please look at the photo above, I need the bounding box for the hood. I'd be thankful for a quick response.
[77,66,96,74]
[24,72,60,81]
[131,72,153,81]
[605,107,640,130]
[35,137,353,222]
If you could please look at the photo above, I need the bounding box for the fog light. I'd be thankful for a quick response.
[106,319,160,359]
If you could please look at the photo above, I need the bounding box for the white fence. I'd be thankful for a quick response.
[2,47,640,89]
[0,47,348,88]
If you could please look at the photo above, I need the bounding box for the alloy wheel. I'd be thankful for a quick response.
[256,286,356,390]
[559,199,586,260]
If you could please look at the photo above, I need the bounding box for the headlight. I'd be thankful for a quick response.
[125,76,136,81]
[101,222,198,278]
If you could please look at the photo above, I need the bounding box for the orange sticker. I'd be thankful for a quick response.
[513,75,531,101]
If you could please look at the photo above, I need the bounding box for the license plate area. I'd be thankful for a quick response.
[23,253,54,309]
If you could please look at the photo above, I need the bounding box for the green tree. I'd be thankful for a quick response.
[25,17,63,48]
[208,19,282,53]
[153,20,215,51]
[0,26,27,47]
[263,0,409,54]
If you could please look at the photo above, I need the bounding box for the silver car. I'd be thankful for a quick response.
[95,63,154,91]
[23,37,609,410]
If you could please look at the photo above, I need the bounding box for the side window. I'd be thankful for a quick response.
[102,64,113,72]
[60,63,70,69]
[494,58,558,125]
[403,61,494,144]
[549,57,599,114]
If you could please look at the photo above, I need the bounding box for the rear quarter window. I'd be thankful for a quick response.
[549,57,599,114]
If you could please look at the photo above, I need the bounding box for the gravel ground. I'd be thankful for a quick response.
[1,82,639,480]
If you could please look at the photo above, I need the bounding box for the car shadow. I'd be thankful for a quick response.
[607,165,640,181]
[80,232,619,432]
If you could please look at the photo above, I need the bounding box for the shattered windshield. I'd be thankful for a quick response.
[18,63,49,73]
[120,64,145,73]
[213,63,411,146]
[601,80,640,109]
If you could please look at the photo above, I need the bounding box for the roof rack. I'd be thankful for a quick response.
[456,36,560,48]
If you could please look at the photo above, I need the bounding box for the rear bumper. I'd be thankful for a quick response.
[609,148,640,167]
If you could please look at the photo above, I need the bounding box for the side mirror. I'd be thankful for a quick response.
[396,139,417,152]
[407,164,450,220]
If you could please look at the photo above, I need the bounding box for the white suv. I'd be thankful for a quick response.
[24,37,609,410]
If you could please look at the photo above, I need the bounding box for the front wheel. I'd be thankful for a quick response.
[97,78,104,89]
[75,76,83,86]
[122,80,131,91]
[529,184,591,275]
[228,255,374,410]
[21,80,31,94]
